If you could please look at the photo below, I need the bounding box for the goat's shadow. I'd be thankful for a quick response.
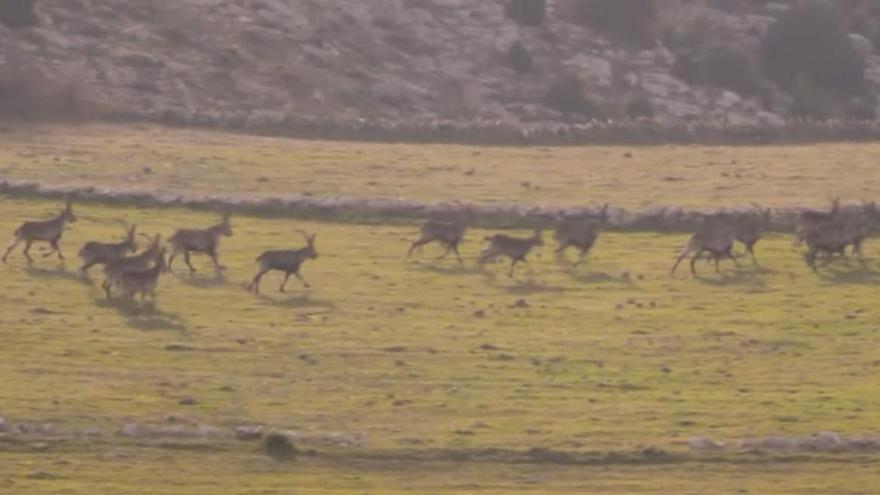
[170,270,230,289]
[691,267,768,288]
[253,292,336,311]
[562,265,637,287]
[412,261,483,276]
[24,265,92,286]
[93,297,187,332]
[813,259,880,285]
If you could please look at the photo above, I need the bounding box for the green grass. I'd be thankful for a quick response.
[1,197,879,493]
[3,123,880,209]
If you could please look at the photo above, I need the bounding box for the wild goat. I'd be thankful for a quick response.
[802,204,880,268]
[102,234,162,298]
[407,218,467,265]
[3,198,76,263]
[554,205,608,267]
[113,247,169,302]
[671,224,738,276]
[730,204,772,263]
[168,213,232,273]
[795,198,840,243]
[78,225,138,273]
[247,231,318,294]
[478,230,543,278]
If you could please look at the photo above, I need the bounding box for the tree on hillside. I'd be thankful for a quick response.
[760,0,865,94]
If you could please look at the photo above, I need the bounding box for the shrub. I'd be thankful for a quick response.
[545,74,604,118]
[0,55,87,121]
[761,0,865,93]
[789,74,836,120]
[625,95,655,119]
[505,0,546,27]
[262,433,298,461]
[504,42,534,73]
[673,45,765,96]
[571,0,657,48]
[0,0,37,29]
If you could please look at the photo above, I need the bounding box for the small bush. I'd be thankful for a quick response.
[505,0,546,27]
[625,95,655,119]
[504,42,534,73]
[0,55,88,121]
[789,74,836,120]
[545,74,604,118]
[571,0,657,48]
[0,0,38,29]
[263,433,298,461]
[673,45,764,96]
[761,0,865,93]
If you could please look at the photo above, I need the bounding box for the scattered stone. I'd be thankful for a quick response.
[812,431,846,451]
[453,429,475,436]
[30,307,59,315]
[178,397,198,406]
[480,343,499,351]
[235,425,264,441]
[29,442,49,452]
[165,343,195,352]
[118,423,146,438]
[383,346,407,353]
[0,417,5,432]
[688,437,725,451]
[512,298,530,309]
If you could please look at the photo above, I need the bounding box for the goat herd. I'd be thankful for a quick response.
[1,198,878,303]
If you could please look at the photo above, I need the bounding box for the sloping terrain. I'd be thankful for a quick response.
[3,0,879,130]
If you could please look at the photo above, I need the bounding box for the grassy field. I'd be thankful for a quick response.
[1,196,879,493]
[2,124,880,209]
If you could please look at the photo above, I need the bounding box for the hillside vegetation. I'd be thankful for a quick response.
[4,0,880,132]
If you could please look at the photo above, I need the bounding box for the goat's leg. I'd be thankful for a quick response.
[208,248,225,271]
[745,242,757,264]
[279,272,293,293]
[183,251,197,273]
[574,248,588,267]
[292,271,310,289]
[47,239,65,261]
[22,240,34,264]
[2,235,20,262]
[167,250,177,270]
[508,258,521,278]
[689,253,700,276]
[407,238,428,258]
[248,269,268,294]
[451,244,464,266]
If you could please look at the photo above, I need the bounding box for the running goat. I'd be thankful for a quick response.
[248,231,318,294]
[795,198,840,243]
[113,247,169,302]
[478,229,543,278]
[102,234,163,298]
[554,204,608,267]
[801,204,880,268]
[78,225,138,274]
[730,204,772,264]
[671,224,738,276]
[3,198,76,263]
[407,217,467,265]
[168,212,232,273]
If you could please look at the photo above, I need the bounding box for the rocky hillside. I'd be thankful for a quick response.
[2,0,880,130]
